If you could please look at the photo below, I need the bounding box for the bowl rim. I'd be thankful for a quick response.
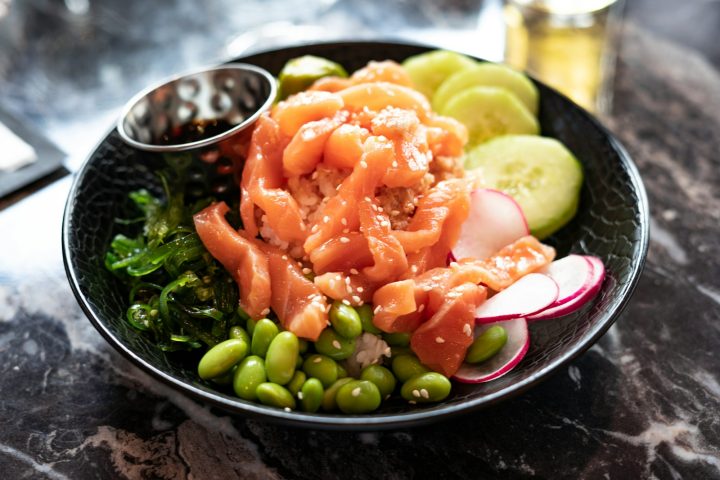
[116,62,277,152]
[62,39,650,430]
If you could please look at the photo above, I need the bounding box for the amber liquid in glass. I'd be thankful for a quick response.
[503,0,622,114]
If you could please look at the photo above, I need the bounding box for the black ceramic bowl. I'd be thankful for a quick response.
[62,41,649,430]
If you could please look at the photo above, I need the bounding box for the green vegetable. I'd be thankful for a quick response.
[229,326,250,345]
[401,50,477,100]
[400,372,452,403]
[251,319,279,357]
[277,55,348,100]
[265,331,299,385]
[329,301,363,339]
[233,356,267,401]
[314,328,356,360]
[302,354,338,388]
[392,355,430,383]
[360,365,397,399]
[256,383,296,410]
[466,326,508,364]
[383,332,410,347]
[300,378,324,413]
[197,339,248,380]
[321,377,354,411]
[465,135,584,239]
[336,380,382,414]
[335,363,348,379]
[357,304,381,334]
[287,371,307,396]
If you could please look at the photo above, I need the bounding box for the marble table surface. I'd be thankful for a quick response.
[1,1,719,478]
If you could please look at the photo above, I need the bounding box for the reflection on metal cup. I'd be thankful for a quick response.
[503,0,624,115]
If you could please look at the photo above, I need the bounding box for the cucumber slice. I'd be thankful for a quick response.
[402,50,477,100]
[465,135,583,239]
[439,87,539,147]
[277,55,348,100]
[432,63,539,115]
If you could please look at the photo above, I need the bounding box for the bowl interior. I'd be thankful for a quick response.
[63,41,648,429]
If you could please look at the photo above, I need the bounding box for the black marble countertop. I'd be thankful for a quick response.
[1,1,719,478]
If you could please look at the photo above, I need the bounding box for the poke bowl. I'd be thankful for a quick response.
[62,41,649,429]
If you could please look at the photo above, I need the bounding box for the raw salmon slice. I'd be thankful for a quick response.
[309,76,353,93]
[309,232,374,274]
[272,90,344,138]
[358,196,408,282]
[338,82,431,121]
[410,282,487,377]
[314,272,375,306]
[323,124,370,170]
[193,202,271,319]
[283,112,347,176]
[350,60,414,87]
[260,244,329,341]
[241,114,308,243]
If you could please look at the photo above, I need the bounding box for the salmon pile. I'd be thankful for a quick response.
[193,61,555,375]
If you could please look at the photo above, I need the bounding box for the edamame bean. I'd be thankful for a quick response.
[392,354,430,383]
[465,325,507,364]
[211,365,237,386]
[329,301,362,339]
[357,304,381,334]
[233,355,266,401]
[336,380,381,414]
[383,332,410,347]
[400,372,451,403]
[302,354,338,387]
[390,346,412,357]
[321,377,353,411]
[246,317,258,335]
[298,339,309,354]
[336,363,348,379]
[360,365,396,399]
[256,382,296,410]
[251,319,278,357]
[300,378,324,413]
[315,328,356,360]
[265,331,299,385]
[198,339,248,380]
[287,371,306,396]
[295,354,304,369]
[229,325,250,344]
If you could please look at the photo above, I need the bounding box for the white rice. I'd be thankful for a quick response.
[344,332,391,377]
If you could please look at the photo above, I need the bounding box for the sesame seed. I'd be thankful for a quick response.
[463,324,473,336]
[380,220,390,227]
[449,261,459,269]
[346,285,353,294]
[284,407,291,412]
[332,340,342,349]
[410,265,418,273]
[374,305,383,314]
[418,304,425,313]
[313,356,322,363]
[392,161,398,168]
[391,210,400,216]
[384,347,391,356]
[350,268,359,275]
[423,285,432,292]
[323,216,330,223]
[298,392,304,400]
[377,207,384,213]
[412,389,421,398]
[364,196,372,202]
[409,400,417,405]
[352,387,361,397]
[357,287,364,293]
[311,224,319,233]
[359,160,368,168]
[342,228,349,234]
[435,336,445,344]
[302,267,312,275]
[339,237,350,243]
[341,218,348,226]
[420,389,430,399]
[311,171,319,179]
[344,277,351,285]
[261,308,270,316]
[352,295,362,303]
[342,299,351,306]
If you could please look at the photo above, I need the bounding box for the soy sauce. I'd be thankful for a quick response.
[159,119,235,145]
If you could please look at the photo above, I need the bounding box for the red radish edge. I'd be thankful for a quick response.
[539,254,596,307]
[474,273,559,323]
[450,189,529,263]
[527,256,606,321]
[454,318,529,384]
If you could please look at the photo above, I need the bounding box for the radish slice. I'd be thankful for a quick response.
[474,273,559,323]
[450,189,529,262]
[454,318,529,383]
[527,255,606,321]
[539,254,595,307]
